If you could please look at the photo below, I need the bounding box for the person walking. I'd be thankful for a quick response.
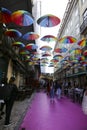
[50,80,55,102]
[0,77,8,120]
[4,76,18,126]
[56,81,62,99]
[82,83,87,115]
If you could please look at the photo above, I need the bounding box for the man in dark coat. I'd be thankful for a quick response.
[4,76,18,126]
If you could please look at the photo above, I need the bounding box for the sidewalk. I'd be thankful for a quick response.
[0,94,34,130]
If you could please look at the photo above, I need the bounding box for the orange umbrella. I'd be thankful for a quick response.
[78,39,87,47]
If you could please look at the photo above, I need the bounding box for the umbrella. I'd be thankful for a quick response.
[83,50,87,56]
[54,47,68,53]
[78,39,87,47]
[0,7,12,23]
[58,36,77,44]
[76,55,85,61]
[5,29,22,38]
[42,53,51,57]
[25,43,38,50]
[12,42,25,47]
[22,32,39,40]
[11,10,34,26]
[37,14,60,27]
[53,54,63,59]
[51,59,59,63]
[40,46,52,51]
[19,50,29,55]
[54,48,61,53]
[69,48,82,54]
[41,35,58,42]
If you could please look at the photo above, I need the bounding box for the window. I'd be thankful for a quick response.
[83,9,87,21]
[82,0,86,4]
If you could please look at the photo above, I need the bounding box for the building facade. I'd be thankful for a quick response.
[54,0,87,87]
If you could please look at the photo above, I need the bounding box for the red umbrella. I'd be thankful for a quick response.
[25,43,38,50]
[0,7,12,24]
[83,50,87,56]
[22,32,39,40]
[5,29,22,38]
[37,14,60,27]
[11,10,34,26]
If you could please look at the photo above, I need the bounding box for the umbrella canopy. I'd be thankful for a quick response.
[54,47,68,53]
[42,53,51,57]
[22,32,39,40]
[76,55,85,61]
[78,39,87,47]
[0,7,12,23]
[58,36,77,44]
[69,48,82,54]
[19,50,29,55]
[11,10,34,26]
[53,54,63,59]
[40,46,52,51]
[5,29,22,38]
[25,43,38,50]
[37,14,60,27]
[12,42,25,47]
[83,50,87,56]
[41,35,58,42]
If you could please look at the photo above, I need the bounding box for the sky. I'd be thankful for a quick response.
[34,0,69,73]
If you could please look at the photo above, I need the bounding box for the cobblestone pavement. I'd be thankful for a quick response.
[0,93,35,130]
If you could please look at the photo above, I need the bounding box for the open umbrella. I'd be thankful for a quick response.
[11,10,34,26]
[12,42,25,48]
[69,48,82,55]
[5,29,22,38]
[53,54,63,59]
[0,7,12,23]
[37,14,60,27]
[58,36,77,44]
[42,53,51,57]
[25,43,38,50]
[41,35,58,42]
[54,47,68,53]
[83,50,87,56]
[19,50,29,55]
[78,39,87,47]
[40,45,52,51]
[22,32,39,40]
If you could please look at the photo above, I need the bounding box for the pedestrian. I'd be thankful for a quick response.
[82,83,87,115]
[50,80,55,102]
[4,76,18,126]
[0,77,8,120]
[56,81,62,99]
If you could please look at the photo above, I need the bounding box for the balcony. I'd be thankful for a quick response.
[80,17,87,34]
